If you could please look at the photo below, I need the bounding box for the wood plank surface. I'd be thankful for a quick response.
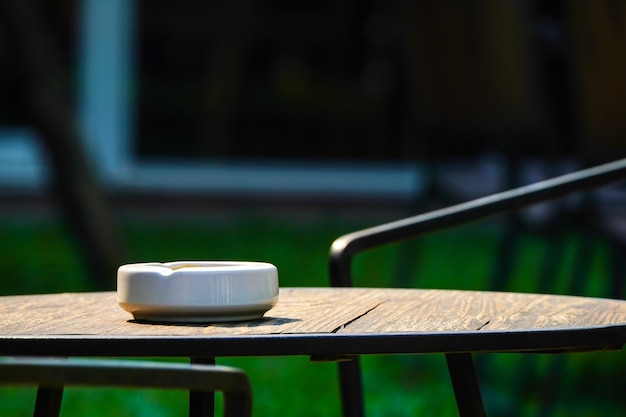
[1,288,625,338]
[336,289,626,333]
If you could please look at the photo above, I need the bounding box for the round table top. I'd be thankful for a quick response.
[1,287,625,358]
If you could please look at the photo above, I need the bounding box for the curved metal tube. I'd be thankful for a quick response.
[329,158,626,287]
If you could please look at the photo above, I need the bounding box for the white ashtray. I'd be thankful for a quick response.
[117,261,279,323]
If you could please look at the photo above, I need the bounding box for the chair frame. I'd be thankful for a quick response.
[328,157,626,417]
[0,357,252,417]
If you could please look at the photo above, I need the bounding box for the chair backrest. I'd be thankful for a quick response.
[0,357,252,417]
[329,157,626,288]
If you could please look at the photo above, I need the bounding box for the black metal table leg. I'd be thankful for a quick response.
[446,353,486,417]
[33,385,64,417]
[338,359,365,417]
[189,357,216,417]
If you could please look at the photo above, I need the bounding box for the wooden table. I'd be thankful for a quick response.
[2,287,626,416]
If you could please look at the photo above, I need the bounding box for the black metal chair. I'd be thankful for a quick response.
[0,357,252,417]
[328,157,626,417]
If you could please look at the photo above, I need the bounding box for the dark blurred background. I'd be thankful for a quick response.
[2,0,626,169]
[2,0,626,285]
[1,0,626,283]
[124,0,626,163]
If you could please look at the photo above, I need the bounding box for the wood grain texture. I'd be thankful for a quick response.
[1,288,625,338]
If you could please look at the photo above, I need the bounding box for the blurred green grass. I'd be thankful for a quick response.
[0,214,624,416]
